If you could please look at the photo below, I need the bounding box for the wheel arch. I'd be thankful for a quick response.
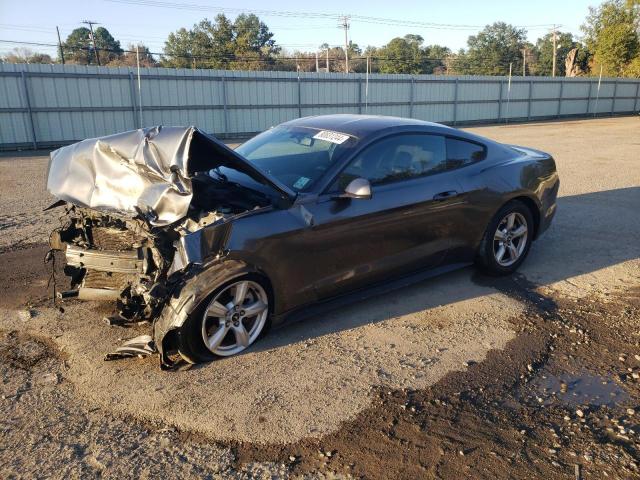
[153,258,275,367]
[508,195,541,239]
[474,194,538,276]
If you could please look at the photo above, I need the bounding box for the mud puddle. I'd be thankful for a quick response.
[525,370,631,408]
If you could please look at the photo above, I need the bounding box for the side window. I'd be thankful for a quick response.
[445,138,486,169]
[330,134,447,191]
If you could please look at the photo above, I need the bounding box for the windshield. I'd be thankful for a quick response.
[233,125,356,192]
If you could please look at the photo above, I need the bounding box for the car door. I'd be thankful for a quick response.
[300,133,467,300]
[441,136,494,259]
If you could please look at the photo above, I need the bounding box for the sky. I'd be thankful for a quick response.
[0,0,599,58]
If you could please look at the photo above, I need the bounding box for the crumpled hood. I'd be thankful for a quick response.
[47,126,295,226]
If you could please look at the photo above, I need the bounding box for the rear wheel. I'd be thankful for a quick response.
[476,200,533,276]
[178,276,270,363]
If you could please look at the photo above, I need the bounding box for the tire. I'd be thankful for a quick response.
[475,200,534,276]
[177,274,271,364]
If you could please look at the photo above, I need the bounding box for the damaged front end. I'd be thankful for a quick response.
[51,206,177,320]
[45,125,293,367]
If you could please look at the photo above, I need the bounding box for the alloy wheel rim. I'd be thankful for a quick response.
[201,280,269,356]
[493,212,528,267]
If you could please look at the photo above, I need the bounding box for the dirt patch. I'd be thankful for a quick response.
[2,269,522,445]
[0,245,69,309]
[0,329,59,370]
[0,156,58,252]
[233,283,640,480]
[0,328,243,479]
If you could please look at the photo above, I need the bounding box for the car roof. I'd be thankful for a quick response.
[281,114,459,140]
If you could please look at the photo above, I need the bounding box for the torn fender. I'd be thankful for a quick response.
[153,259,258,366]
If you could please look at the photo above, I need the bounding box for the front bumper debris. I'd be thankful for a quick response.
[104,335,156,361]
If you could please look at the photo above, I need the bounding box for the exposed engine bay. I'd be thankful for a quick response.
[50,170,271,320]
[45,126,289,365]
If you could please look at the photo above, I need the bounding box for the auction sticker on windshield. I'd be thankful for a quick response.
[293,176,310,189]
[313,130,350,144]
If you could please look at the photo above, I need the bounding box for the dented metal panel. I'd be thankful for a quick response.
[65,245,144,274]
[46,125,295,226]
[47,126,196,226]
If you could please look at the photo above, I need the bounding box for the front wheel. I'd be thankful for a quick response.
[177,276,270,363]
[476,200,534,276]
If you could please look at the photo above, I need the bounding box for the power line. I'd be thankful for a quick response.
[104,0,560,31]
[0,38,534,70]
[0,19,565,64]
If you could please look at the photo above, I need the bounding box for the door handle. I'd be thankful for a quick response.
[433,190,459,201]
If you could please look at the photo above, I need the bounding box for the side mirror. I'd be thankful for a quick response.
[335,177,372,200]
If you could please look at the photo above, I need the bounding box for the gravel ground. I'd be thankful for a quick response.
[0,155,58,253]
[1,116,639,479]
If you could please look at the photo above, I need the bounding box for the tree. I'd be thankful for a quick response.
[277,50,317,72]
[347,41,366,73]
[312,43,348,72]
[162,14,280,70]
[162,27,197,68]
[279,44,352,73]
[107,43,158,67]
[423,44,451,74]
[456,22,527,75]
[535,32,590,76]
[377,35,425,74]
[193,15,235,68]
[233,13,279,69]
[582,0,639,76]
[93,26,123,64]
[623,56,640,75]
[592,22,638,75]
[63,26,122,65]
[63,27,93,64]
[2,47,53,64]
[370,35,448,74]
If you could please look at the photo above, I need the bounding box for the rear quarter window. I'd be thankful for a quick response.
[446,137,487,169]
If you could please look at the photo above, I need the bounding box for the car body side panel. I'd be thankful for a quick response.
[301,170,465,299]
[173,127,559,323]
[451,150,559,261]
[221,208,318,313]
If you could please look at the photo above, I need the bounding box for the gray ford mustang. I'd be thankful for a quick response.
[46,114,559,367]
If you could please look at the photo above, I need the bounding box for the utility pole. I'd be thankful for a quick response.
[506,62,513,124]
[551,25,558,77]
[326,48,330,73]
[593,64,603,117]
[339,15,350,74]
[136,45,143,128]
[82,20,101,65]
[315,51,319,73]
[56,26,65,64]
[522,47,526,76]
[365,55,370,112]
